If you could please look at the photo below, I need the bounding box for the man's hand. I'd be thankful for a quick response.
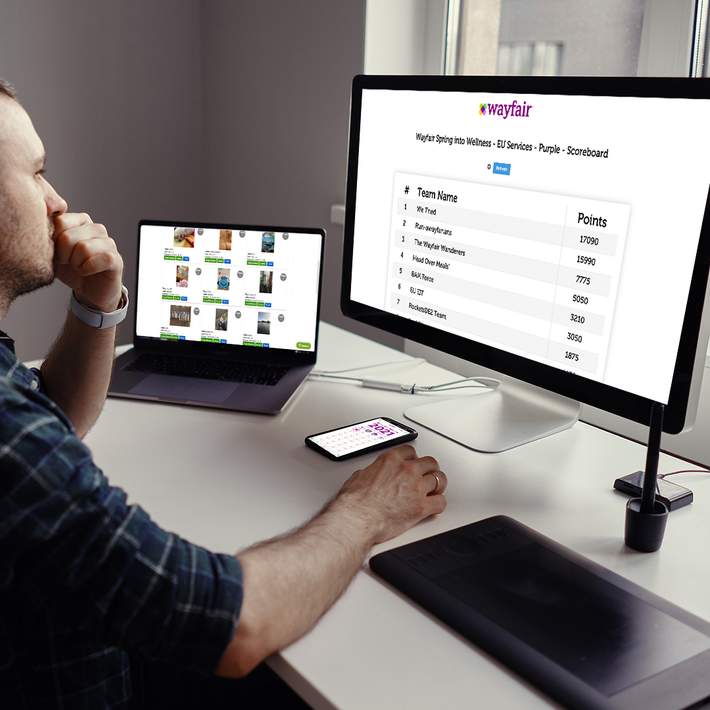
[218,446,448,677]
[53,213,124,312]
[332,445,448,545]
[40,213,125,437]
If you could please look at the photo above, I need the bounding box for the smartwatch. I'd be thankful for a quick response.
[70,285,129,329]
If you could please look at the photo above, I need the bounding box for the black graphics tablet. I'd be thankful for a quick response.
[370,516,710,709]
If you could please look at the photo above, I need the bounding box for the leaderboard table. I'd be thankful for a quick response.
[386,172,630,379]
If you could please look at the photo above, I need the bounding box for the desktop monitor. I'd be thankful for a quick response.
[341,76,710,451]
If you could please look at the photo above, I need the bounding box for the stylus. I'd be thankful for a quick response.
[641,402,664,513]
[624,402,668,552]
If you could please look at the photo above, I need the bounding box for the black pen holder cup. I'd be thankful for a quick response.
[624,498,669,552]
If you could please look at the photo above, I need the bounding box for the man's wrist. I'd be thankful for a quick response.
[325,494,380,551]
[74,287,125,313]
[69,285,129,329]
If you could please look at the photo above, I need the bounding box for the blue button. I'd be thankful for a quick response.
[267,261,274,267]
[222,299,229,304]
[262,343,269,348]
[183,256,189,261]
[179,335,185,340]
[180,296,187,301]
[265,302,271,308]
[220,339,227,344]
[224,258,231,264]
[493,162,511,175]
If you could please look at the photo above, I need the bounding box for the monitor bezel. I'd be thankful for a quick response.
[134,219,325,366]
[341,75,710,433]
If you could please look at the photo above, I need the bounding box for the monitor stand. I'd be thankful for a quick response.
[403,379,580,453]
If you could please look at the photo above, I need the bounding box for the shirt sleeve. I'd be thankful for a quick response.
[28,366,46,393]
[0,386,243,674]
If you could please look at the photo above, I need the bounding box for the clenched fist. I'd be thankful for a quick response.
[334,445,448,544]
[53,213,124,312]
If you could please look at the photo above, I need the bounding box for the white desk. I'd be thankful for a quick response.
[85,323,710,709]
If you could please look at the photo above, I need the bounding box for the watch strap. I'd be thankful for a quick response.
[70,285,129,329]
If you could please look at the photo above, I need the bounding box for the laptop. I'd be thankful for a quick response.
[109,220,324,413]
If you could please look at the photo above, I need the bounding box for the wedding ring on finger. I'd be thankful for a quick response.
[423,470,443,495]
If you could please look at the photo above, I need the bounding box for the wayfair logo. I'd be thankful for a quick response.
[479,99,532,119]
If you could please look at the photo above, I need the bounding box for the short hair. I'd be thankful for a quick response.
[0,79,17,100]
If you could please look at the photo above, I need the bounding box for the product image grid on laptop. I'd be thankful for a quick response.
[109,221,325,414]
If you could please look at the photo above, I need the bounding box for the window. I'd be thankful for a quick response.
[497,41,562,76]
[364,0,709,78]
[449,0,708,77]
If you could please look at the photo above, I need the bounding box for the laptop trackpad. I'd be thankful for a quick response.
[129,374,238,404]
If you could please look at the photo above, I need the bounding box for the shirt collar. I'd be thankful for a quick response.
[0,330,15,355]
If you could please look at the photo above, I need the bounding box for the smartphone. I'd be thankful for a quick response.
[305,417,418,461]
[613,470,693,511]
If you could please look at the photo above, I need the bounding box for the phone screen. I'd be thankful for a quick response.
[308,418,413,458]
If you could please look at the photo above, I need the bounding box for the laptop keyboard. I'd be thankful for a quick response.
[127,353,288,386]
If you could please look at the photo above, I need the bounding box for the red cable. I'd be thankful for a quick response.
[659,469,710,479]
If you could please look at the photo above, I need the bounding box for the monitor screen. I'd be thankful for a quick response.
[348,86,710,404]
[136,224,322,353]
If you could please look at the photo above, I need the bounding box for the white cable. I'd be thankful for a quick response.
[311,357,426,376]
[309,371,500,394]
[416,383,495,393]
[420,376,500,391]
[309,373,372,384]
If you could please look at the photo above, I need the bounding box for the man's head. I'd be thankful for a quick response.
[0,79,67,312]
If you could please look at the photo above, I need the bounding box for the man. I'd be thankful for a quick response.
[0,78,448,707]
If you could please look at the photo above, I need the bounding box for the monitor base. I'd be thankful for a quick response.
[404,380,580,453]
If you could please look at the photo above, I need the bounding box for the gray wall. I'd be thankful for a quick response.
[0,0,205,360]
[200,0,398,347]
[0,0,389,361]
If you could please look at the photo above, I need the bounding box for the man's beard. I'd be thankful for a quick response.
[6,259,54,301]
[2,218,55,303]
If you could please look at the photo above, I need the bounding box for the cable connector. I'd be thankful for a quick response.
[361,379,415,393]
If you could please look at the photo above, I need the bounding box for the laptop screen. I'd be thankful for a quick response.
[135,223,322,353]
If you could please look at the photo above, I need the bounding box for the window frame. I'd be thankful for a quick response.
[364,0,705,78]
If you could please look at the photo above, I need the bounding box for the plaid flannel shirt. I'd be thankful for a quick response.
[0,332,243,708]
